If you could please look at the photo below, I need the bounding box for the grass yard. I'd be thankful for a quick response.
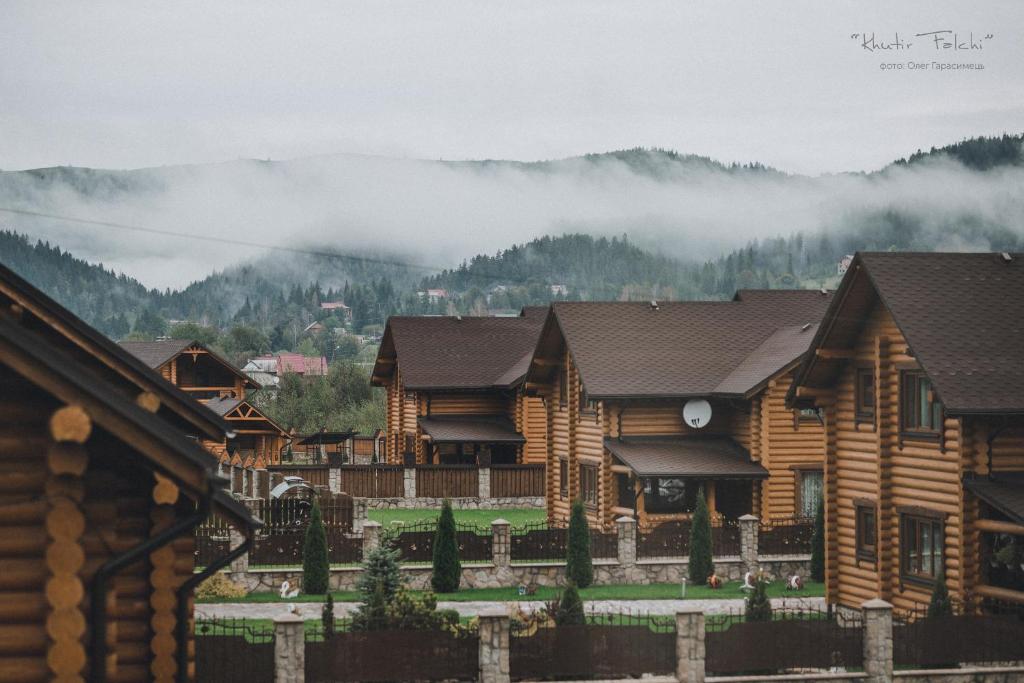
[367,507,546,529]
[199,580,824,604]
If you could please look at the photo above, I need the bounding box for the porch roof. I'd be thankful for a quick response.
[964,473,1024,525]
[419,415,526,444]
[605,436,768,479]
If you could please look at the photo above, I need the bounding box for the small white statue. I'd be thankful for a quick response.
[280,580,300,613]
[742,571,757,591]
[787,574,804,591]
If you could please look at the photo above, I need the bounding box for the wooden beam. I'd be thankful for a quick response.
[815,348,855,360]
[974,584,1024,605]
[795,386,831,398]
[610,465,632,475]
[975,518,1024,536]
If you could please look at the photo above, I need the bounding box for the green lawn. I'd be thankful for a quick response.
[368,507,546,529]
[198,580,824,604]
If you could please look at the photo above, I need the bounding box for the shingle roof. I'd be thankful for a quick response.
[372,307,547,390]
[419,415,526,444]
[791,252,1024,415]
[205,397,243,416]
[963,473,1024,525]
[118,339,195,368]
[604,436,769,478]
[536,291,831,398]
[714,324,819,396]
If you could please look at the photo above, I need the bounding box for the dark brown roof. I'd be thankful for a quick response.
[714,323,819,396]
[0,263,228,441]
[964,473,1024,525]
[419,415,525,444]
[118,339,195,368]
[205,396,242,416]
[529,290,831,399]
[372,307,547,390]
[605,436,768,478]
[790,252,1024,415]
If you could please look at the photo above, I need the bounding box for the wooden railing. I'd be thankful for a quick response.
[416,464,479,498]
[491,464,545,497]
[337,465,404,498]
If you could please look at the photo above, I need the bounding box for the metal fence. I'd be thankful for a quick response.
[491,464,546,497]
[416,464,479,498]
[705,606,863,675]
[247,495,355,568]
[337,464,404,497]
[712,519,741,556]
[305,621,479,682]
[195,618,274,683]
[194,513,231,567]
[636,519,691,560]
[510,611,676,680]
[381,521,493,565]
[893,598,1024,668]
[759,516,814,555]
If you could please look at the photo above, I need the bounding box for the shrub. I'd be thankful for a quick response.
[745,575,772,622]
[195,573,247,600]
[566,499,594,588]
[352,543,404,631]
[688,486,714,584]
[322,593,335,639]
[555,585,586,626]
[302,498,330,594]
[810,497,825,583]
[431,500,461,593]
[928,566,953,617]
[386,589,460,631]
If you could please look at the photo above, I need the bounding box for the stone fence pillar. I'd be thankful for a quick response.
[862,599,893,683]
[253,468,265,499]
[478,608,511,683]
[362,520,382,557]
[403,467,417,498]
[328,465,341,494]
[479,466,491,499]
[738,514,759,573]
[491,519,510,569]
[352,498,368,534]
[228,526,248,575]
[675,606,705,683]
[616,516,636,568]
[273,612,305,683]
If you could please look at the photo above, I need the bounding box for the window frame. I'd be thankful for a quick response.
[558,458,569,499]
[899,509,945,586]
[900,370,943,439]
[579,463,599,509]
[854,500,878,563]
[855,366,876,423]
[794,467,824,518]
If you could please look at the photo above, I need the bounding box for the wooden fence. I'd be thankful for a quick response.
[337,465,404,497]
[195,619,274,683]
[268,464,330,489]
[893,599,1024,667]
[491,464,545,497]
[416,464,479,498]
[305,627,479,682]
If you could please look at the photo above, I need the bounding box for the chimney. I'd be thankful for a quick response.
[1000,252,1013,263]
[650,300,659,311]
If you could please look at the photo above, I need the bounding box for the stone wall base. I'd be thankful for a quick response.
[363,496,545,510]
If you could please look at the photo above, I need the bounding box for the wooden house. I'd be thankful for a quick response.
[0,263,259,683]
[120,340,290,464]
[788,251,1024,611]
[524,291,833,529]
[371,308,547,466]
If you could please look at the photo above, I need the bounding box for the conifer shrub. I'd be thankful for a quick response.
[745,575,772,622]
[928,566,953,617]
[431,499,461,593]
[688,486,714,584]
[302,498,330,594]
[810,498,825,583]
[352,542,404,631]
[555,585,585,626]
[566,499,594,588]
[322,593,335,639]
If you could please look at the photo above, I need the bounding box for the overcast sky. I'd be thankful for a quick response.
[2,1,1022,175]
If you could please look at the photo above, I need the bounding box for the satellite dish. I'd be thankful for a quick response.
[683,399,712,429]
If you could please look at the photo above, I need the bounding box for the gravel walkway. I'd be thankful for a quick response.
[196,596,824,620]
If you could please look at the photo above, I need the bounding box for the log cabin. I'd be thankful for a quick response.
[524,290,833,529]
[371,308,548,466]
[0,264,260,683]
[119,339,290,464]
[788,251,1024,611]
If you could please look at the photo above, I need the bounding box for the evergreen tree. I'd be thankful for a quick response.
[302,498,329,594]
[745,575,772,622]
[555,585,585,626]
[927,566,952,617]
[352,543,403,631]
[688,486,714,584]
[322,593,335,639]
[431,500,461,593]
[810,498,825,583]
[566,499,594,588]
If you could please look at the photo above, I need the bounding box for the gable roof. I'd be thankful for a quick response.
[789,252,1024,415]
[120,338,259,389]
[527,291,831,399]
[0,263,228,441]
[605,436,768,478]
[206,396,289,435]
[371,307,547,390]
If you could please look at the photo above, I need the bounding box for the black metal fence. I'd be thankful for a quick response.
[195,618,275,683]
[636,519,691,559]
[511,611,676,680]
[705,606,864,675]
[893,598,1024,668]
[305,621,479,682]
[759,516,814,555]
[381,521,493,565]
[712,519,741,556]
[247,496,357,568]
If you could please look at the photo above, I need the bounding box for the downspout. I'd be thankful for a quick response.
[175,522,256,683]
[89,490,211,683]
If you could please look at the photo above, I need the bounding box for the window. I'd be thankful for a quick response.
[643,477,702,514]
[580,464,599,508]
[901,371,943,435]
[796,469,823,517]
[615,473,634,509]
[855,502,877,561]
[900,511,944,584]
[558,458,568,499]
[855,368,875,421]
[797,407,821,423]
[404,433,415,454]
